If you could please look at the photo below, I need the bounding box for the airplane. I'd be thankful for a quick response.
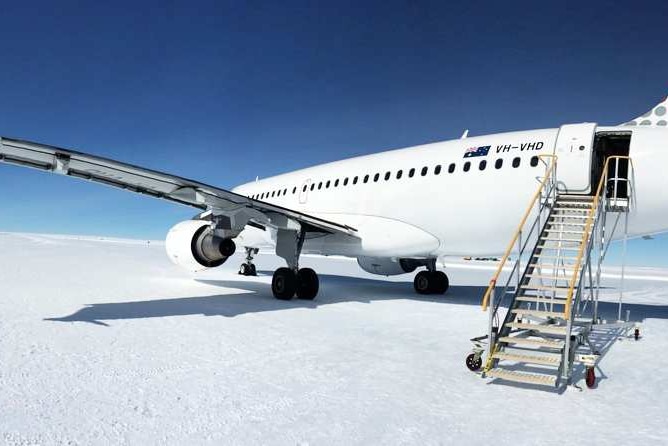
[0,95,666,301]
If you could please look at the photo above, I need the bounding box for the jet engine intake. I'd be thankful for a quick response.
[166,220,236,271]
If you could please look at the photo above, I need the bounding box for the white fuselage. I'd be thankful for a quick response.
[233,124,668,259]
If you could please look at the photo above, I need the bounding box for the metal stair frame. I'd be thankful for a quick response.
[478,155,635,389]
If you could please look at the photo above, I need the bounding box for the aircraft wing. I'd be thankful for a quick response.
[0,137,357,236]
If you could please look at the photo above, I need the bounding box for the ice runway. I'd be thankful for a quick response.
[0,232,666,445]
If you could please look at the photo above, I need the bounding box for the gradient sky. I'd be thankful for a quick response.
[0,1,667,266]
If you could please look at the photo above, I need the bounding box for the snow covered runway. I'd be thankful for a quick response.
[0,233,666,445]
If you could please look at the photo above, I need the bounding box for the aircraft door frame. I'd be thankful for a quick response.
[554,123,596,194]
[299,178,311,204]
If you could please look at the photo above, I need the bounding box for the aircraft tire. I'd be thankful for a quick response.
[272,267,297,300]
[296,268,319,300]
[414,271,432,294]
[433,271,449,294]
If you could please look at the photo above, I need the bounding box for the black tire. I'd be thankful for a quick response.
[296,268,319,300]
[272,268,297,300]
[433,271,449,294]
[249,264,257,276]
[466,353,482,371]
[239,264,249,275]
[414,271,432,294]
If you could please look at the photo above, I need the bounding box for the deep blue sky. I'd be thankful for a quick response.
[0,1,666,265]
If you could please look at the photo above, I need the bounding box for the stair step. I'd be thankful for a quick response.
[558,194,594,199]
[543,229,590,235]
[525,273,574,280]
[511,308,566,319]
[492,352,562,366]
[522,285,572,292]
[536,244,582,251]
[540,236,585,243]
[549,215,589,220]
[486,368,557,387]
[507,322,568,335]
[531,254,579,260]
[529,263,578,269]
[552,207,591,212]
[515,296,569,305]
[555,200,594,206]
[498,336,565,349]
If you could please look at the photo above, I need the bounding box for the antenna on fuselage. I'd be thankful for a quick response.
[460,129,469,139]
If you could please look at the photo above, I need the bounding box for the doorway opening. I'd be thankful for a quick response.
[591,132,631,198]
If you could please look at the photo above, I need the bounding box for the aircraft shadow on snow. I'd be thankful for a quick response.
[44,272,668,327]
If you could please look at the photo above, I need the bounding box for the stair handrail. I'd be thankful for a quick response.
[563,156,635,319]
[481,154,558,312]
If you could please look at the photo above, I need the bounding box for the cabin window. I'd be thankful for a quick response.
[318,182,322,190]
[396,170,403,179]
[434,165,442,175]
[463,161,471,172]
[530,156,539,167]
[512,157,521,168]
[373,173,379,182]
[384,171,391,181]
[283,188,287,195]
[344,177,349,186]
[479,160,487,171]
[310,184,315,191]
[353,176,358,185]
[495,159,503,169]
[334,179,339,187]
[448,163,455,173]
[302,185,307,192]
[409,168,415,178]
[271,191,275,197]
[292,187,296,194]
[421,166,428,176]
[326,180,330,188]
[363,175,369,183]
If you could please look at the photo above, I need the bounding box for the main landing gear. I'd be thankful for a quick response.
[271,227,320,301]
[239,247,259,276]
[413,260,449,295]
[272,267,319,300]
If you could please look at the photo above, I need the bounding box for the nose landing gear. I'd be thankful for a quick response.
[239,247,259,276]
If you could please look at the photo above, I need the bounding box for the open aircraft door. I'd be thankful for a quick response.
[554,123,596,194]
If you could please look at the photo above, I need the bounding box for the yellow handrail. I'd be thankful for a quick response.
[481,154,557,311]
[563,155,633,319]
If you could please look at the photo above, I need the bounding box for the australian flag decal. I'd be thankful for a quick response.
[463,145,491,158]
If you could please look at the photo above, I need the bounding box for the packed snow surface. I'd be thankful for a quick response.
[0,232,666,445]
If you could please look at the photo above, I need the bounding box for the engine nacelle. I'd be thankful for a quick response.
[165,220,236,272]
[356,257,419,276]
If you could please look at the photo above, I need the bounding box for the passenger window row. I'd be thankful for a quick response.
[250,156,540,200]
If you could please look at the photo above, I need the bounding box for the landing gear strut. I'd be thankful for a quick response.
[239,247,258,276]
[271,227,320,300]
[414,260,449,295]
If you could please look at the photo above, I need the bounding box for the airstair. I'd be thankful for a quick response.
[469,155,636,389]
